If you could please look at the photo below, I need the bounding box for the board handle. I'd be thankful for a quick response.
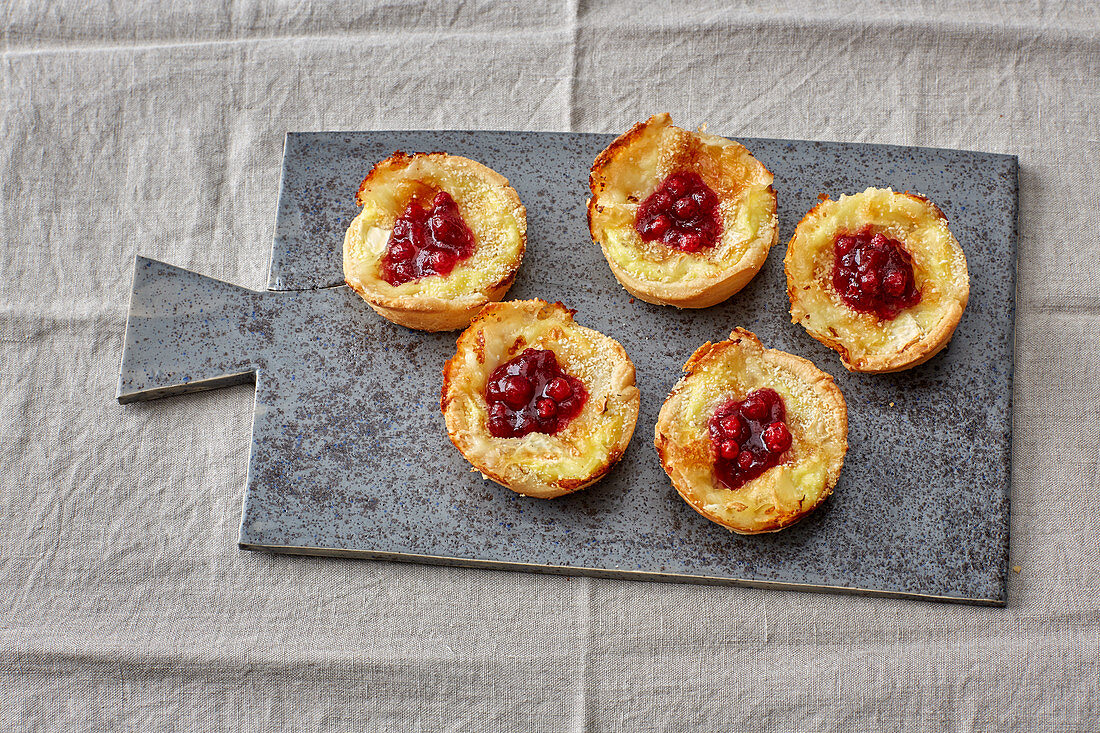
[116,257,268,403]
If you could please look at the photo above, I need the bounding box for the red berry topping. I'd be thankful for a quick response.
[831,227,921,320]
[678,232,703,253]
[719,415,745,442]
[546,377,572,402]
[708,388,793,490]
[501,375,533,409]
[666,176,688,198]
[762,422,792,454]
[883,270,906,296]
[641,214,671,239]
[381,190,476,286]
[673,196,699,220]
[740,395,767,420]
[485,348,588,438]
[634,171,722,253]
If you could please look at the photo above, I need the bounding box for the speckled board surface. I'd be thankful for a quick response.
[118,131,1016,605]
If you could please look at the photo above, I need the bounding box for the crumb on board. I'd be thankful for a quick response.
[889,402,895,407]
[629,298,635,304]
[1012,566,1021,573]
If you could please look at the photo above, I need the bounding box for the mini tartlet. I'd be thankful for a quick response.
[587,113,778,308]
[654,329,847,535]
[343,152,527,331]
[442,299,640,499]
[785,187,969,373]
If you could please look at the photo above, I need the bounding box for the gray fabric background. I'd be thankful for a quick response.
[2,1,1098,730]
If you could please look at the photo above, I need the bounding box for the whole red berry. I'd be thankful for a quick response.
[719,440,740,461]
[536,398,557,419]
[546,377,572,402]
[501,376,533,409]
[762,422,792,454]
[741,396,767,421]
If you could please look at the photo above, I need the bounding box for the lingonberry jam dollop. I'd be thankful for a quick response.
[381,191,475,286]
[831,228,921,320]
[708,388,792,490]
[485,348,588,438]
[634,171,722,253]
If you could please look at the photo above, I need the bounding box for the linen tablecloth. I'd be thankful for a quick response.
[2,2,1098,729]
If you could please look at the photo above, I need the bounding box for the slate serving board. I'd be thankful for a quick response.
[118,130,1016,605]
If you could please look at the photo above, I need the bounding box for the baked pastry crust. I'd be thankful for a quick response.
[442,299,641,499]
[343,152,527,331]
[654,329,847,534]
[587,113,778,308]
[784,187,970,373]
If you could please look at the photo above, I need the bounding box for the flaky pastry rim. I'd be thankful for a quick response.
[654,328,848,534]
